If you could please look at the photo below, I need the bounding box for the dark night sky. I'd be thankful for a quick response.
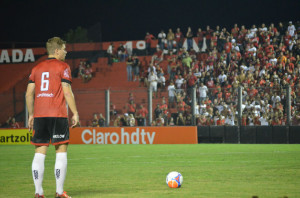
[0,0,299,44]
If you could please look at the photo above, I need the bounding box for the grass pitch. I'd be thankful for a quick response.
[0,144,300,198]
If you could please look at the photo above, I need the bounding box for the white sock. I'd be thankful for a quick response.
[32,153,46,195]
[55,152,67,195]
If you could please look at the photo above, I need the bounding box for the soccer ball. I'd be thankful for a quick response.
[166,171,183,188]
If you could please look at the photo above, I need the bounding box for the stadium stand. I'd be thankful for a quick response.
[1,21,300,127]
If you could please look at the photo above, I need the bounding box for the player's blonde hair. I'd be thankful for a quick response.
[46,37,66,55]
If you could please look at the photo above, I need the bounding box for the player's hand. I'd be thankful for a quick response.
[71,113,80,128]
[28,115,34,131]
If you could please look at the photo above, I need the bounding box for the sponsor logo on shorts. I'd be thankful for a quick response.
[53,135,65,138]
[37,93,54,98]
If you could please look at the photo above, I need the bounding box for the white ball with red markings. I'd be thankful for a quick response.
[166,171,183,188]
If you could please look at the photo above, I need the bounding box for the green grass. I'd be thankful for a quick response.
[0,144,300,198]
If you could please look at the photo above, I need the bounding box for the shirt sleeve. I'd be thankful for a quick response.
[28,69,35,83]
[61,63,72,84]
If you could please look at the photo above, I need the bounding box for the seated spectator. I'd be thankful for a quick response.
[169,117,175,126]
[110,102,117,117]
[156,113,165,126]
[136,104,148,126]
[91,113,99,127]
[98,113,106,127]
[10,117,20,128]
[154,104,162,120]
[129,114,136,127]
[117,43,126,62]
[114,115,121,127]
[82,63,93,83]
[176,112,185,126]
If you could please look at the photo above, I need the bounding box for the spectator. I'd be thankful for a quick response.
[126,100,136,116]
[156,113,165,126]
[107,42,114,65]
[10,117,20,128]
[287,21,296,37]
[82,63,93,83]
[132,54,140,82]
[168,81,176,107]
[129,114,135,127]
[117,43,126,62]
[91,113,99,127]
[175,28,184,51]
[148,70,158,98]
[98,113,106,127]
[176,112,185,126]
[114,115,121,127]
[157,73,166,97]
[154,104,162,120]
[186,27,193,51]
[126,55,134,81]
[157,30,166,50]
[110,102,117,117]
[145,32,155,55]
[167,28,175,50]
[169,117,175,126]
[136,104,148,126]
[198,82,208,104]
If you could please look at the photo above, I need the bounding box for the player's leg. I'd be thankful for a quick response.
[32,146,48,197]
[51,118,71,197]
[31,118,50,197]
[54,144,69,197]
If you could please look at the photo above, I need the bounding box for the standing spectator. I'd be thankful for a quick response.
[157,73,166,97]
[186,70,198,98]
[288,21,296,37]
[98,113,105,127]
[186,27,193,51]
[126,55,134,81]
[107,42,114,66]
[197,28,204,52]
[126,100,136,116]
[167,28,175,50]
[175,28,184,51]
[198,82,208,104]
[157,30,166,50]
[148,70,158,98]
[224,37,232,65]
[145,32,155,55]
[132,54,140,82]
[168,81,176,108]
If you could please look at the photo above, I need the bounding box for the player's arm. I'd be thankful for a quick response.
[61,82,79,128]
[25,83,35,131]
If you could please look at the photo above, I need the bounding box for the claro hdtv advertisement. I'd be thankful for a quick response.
[0,126,197,145]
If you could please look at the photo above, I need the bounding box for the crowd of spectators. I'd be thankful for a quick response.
[134,21,300,126]
[72,60,93,83]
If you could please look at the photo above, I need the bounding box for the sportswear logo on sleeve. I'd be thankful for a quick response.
[63,69,70,78]
[55,169,60,179]
[33,170,38,180]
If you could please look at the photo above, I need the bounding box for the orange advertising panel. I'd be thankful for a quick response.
[70,126,197,144]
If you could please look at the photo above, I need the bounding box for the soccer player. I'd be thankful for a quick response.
[26,37,79,198]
